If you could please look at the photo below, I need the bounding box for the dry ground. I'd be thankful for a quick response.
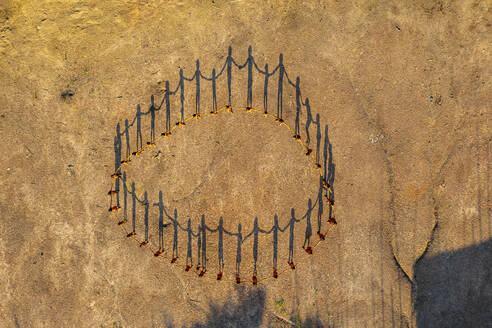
[0,0,490,327]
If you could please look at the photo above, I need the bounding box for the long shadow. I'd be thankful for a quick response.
[413,237,492,327]
[136,104,143,150]
[303,199,313,249]
[150,95,156,140]
[114,123,122,207]
[324,124,335,219]
[191,287,266,328]
[305,98,313,145]
[172,209,179,260]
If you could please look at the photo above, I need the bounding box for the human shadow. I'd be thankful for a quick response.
[413,237,492,327]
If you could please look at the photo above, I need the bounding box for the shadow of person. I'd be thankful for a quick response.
[413,237,492,327]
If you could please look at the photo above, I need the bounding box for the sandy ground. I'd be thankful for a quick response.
[0,0,490,327]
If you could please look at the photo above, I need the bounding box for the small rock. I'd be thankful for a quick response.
[61,89,75,101]
[369,134,385,144]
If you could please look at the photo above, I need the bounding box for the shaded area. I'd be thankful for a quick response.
[301,315,325,328]
[184,287,326,327]
[191,287,266,328]
[414,238,492,327]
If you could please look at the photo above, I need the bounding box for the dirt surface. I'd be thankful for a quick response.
[0,1,490,327]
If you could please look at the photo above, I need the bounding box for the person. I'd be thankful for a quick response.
[323,179,330,189]
[109,206,119,212]
[273,270,278,278]
[216,272,223,280]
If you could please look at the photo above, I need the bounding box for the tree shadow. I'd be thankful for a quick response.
[413,237,492,327]
[191,287,266,328]
[301,315,325,328]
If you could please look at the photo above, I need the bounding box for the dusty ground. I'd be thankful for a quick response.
[0,0,490,327]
